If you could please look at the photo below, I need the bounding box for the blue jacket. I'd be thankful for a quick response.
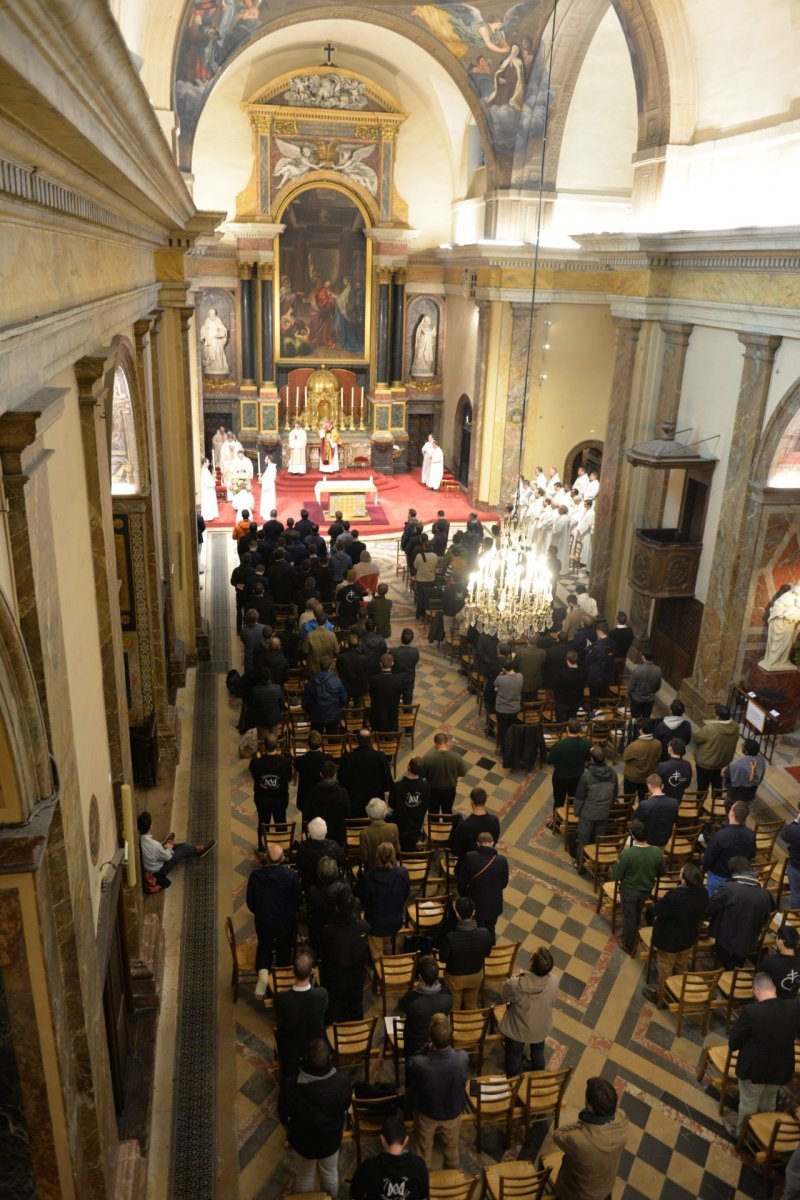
[303,671,348,723]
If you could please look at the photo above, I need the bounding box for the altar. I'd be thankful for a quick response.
[314,475,379,519]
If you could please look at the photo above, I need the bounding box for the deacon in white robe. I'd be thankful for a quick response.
[536,500,558,554]
[260,459,277,520]
[534,468,548,491]
[200,458,219,522]
[427,442,445,490]
[545,467,561,498]
[577,500,595,570]
[211,425,227,466]
[219,433,242,499]
[420,434,435,486]
[552,505,571,571]
[572,467,588,498]
[584,471,600,501]
[288,423,308,475]
[231,450,255,514]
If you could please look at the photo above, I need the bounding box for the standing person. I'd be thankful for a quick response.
[610,819,664,956]
[249,734,294,850]
[653,698,692,759]
[259,457,277,520]
[421,732,468,815]
[449,787,500,864]
[349,1116,429,1200]
[359,798,401,872]
[398,956,453,1059]
[246,845,302,997]
[498,947,559,1075]
[692,704,740,794]
[457,832,509,937]
[607,611,633,680]
[584,625,615,699]
[336,634,372,703]
[391,628,420,704]
[288,421,308,474]
[305,760,350,848]
[643,862,708,1005]
[655,738,693,801]
[294,731,333,818]
[439,896,493,1010]
[634,775,680,848]
[493,659,523,749]
[627,650,662,719]
[137,812,214,891]
[420,436,434,487]
[369,654,405,731]
[302,655,348,733]
[553,1077,629,1200]
[552,651,587,722]
[706,857,774,967]
[702,801,756,895]
[339,728,393,818]
[622,719,662,801]
[319,888,370,1022]
[722,738,766,807]
[413,539,440,619]
[328,510,345,551]
[295,817,345,891]
[572,746,618,870]
[781,801,800,908]
[760,924,800,998]
[283,1039,352,1197]
[726,973,800,1140]
[274,951,328,1081]
[368,582,393,639]
[200,456,219,522]
[391,758,431,852]
[512,636,546,700]
[546,719,591,830]
[427,440,444,490]
[358,842,410,961]
[406,1016,469,1170]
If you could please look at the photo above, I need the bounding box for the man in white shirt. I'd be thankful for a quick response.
[584,470,600,501]
[577,499,596,570]
[572,466,588,497]
[137,811,214,890]
[545,467,561,497]
[534,466,547,490]
[575,583,598,619]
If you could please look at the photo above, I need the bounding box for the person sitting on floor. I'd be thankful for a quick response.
[137,811,214,892]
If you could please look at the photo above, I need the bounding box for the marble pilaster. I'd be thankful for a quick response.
[239,262,256,384]
[389,270,406,387]
[375,268,392,389]
[177,306,207,661]
[682,333,783,717]
[503,303,538,506]
[590,317,643,618]
[468,300,491,506]
[258,263,274,387]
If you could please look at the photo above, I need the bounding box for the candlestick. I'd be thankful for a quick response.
[258,447,262,476]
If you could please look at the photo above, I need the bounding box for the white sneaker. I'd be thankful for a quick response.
[255,968,269,998]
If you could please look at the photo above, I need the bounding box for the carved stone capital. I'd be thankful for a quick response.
[238,261,255,280]
[133,317,155,350]
[376,267,393,285]
[178,306,195,334]
[257,263,274,281]
[393,269,407,286]
[660,321,694,348]
[737,332,783,362]
[611,316,643,338]
[75,351,116,404]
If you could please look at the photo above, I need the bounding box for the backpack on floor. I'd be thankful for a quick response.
[226,668,243,697]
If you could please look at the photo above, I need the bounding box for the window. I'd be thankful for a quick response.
[110,367,140,494]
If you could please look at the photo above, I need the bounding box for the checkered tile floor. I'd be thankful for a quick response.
[207,533,785,1199]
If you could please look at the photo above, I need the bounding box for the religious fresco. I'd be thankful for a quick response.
[276,186,369,361]
[172,0,554,184]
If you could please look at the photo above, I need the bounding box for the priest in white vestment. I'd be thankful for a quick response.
[427,441,444,490]
[219,432,242,499]
[584,471,600,501]
[552,506,571,572]
[231,450,255,515]
[577,499,595,570]
[536,500,557,554]
[200,458,219,522]
[545,467,561,497]
[288,422,308,475]
[260,458,277,520]
[572,466,588,498]
[420,434,435,486]
[319,421,340,474]
[211,425,227,466]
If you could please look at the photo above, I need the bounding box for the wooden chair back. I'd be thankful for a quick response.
[427,813,457,846]
[224,916,257,1002]
[327,1016,378,1081]
[484,1163,552,1200]
[398,703,421,745]
[374,953,418,1017]
[260,820,296,857]
[400,851,434,894]
[428,1169,479,1200]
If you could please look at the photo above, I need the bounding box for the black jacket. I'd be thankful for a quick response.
[406,1045,469,1120]
[336,646,373,699]
[267,561,296,604]
[358,866,410,937]
[295,749,334,814]
[284,1068,352,1158]
[706,874,774,957]
[439,920,493,975]
[295,836,346,890]
[391,644,420,686]
[702,824,757,878]
[319,915,370,982]
[305,781,350,846]
[275,987,329,1076]
[449,813,500,863]
[651,883,709,952]
[585,638,615,688]
[760,951,800,998]
[248,751,293,805]
[607,625,634,659]
[339,746,393,818]
[457,848,509,923]
[369,671,405,731]
[553,665,587,708]
[634,794,680,848]
[398,983,454,1057]
[730,997,800,1084]
[350,1151,428,1200]
[246,863,301,935]
[391,776,431,835]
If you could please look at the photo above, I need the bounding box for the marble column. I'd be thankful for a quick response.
[683,332,782,716]
[629,321,694,640]
[467,300,491,506]
[389,269,406,387]
[258,263,274,386]
[177,307,207,661]
[375,268,392,388]
[239,262,256,383]
[590,317,643,618]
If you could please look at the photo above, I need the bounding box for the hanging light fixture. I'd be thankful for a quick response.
[464,0,559,641]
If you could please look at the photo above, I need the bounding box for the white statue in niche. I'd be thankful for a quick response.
[760,582,800,671]
[411,314,437,378]
[200,308,230,375]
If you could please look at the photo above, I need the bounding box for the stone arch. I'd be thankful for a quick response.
[0,586,53,821]
[753,376,800,487]
[563,438,604,486]
[172,4,497,184]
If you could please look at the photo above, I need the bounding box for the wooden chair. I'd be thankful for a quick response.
[465,1074,522,1152]
[345,818,370,863]
[372,730,402,771]
[540,722,567,755]
[766,858,789,909]
[754,819,785,863]
[326,1016,378,1082]
[663,821,702,864]
[289,710,313,752]
[399,703,421,747]
[580,833,625,892]
[701,789,728,827]
[428,1169,479,1200]
[400,851,434,896]
[717,966,754,1029]
[343,703,366,735]
[662,968,724,1037]
[520,699,547,725]
[321,732,348,762]
[676,791,704,822]
[514,1067,573,1138]
[427,813,457,849]
[739,1112,800,1180]
[350,1090,405,1165]
[224,917,258,1003]
[406,895,449,939]
[259,820,296,858]
[595,878,622,933]
[551,793,577,851]
[696,1042,739,1115]
[373,952,418,1019]
[588,715,617,760]
[383,1014,405,1087]
[480,941,522,1004]
[483,1162,551,1200]
[268,962,318,997]
[451,1008,492,1073]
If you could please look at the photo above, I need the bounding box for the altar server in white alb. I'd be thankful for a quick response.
[577,498,595,571]
[200,457,219,523]
[219,431,243,499]
[260,457,278,520]
[427,440,444,490]
[420,433,435,486]
[231,449,255,515]
[288,421,307,475]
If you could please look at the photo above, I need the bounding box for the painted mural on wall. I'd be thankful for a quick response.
[277,186,368,360]
[173,0,553,184]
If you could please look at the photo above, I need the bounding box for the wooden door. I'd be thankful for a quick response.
[102,898,133,1115]
[407,414,434,468]
[651,597,704,689]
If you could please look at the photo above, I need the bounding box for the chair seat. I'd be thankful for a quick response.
[236,940,258,971]
[707,1043,738,1073]
[747,1111,800,1144]
[717,970,754,1000]
[637,926,653,950]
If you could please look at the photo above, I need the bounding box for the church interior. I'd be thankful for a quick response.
[2,1,800,1197]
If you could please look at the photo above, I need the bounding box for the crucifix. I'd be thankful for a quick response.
[322,41,336,66]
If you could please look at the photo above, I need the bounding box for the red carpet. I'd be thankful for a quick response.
[208,468,497,535]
